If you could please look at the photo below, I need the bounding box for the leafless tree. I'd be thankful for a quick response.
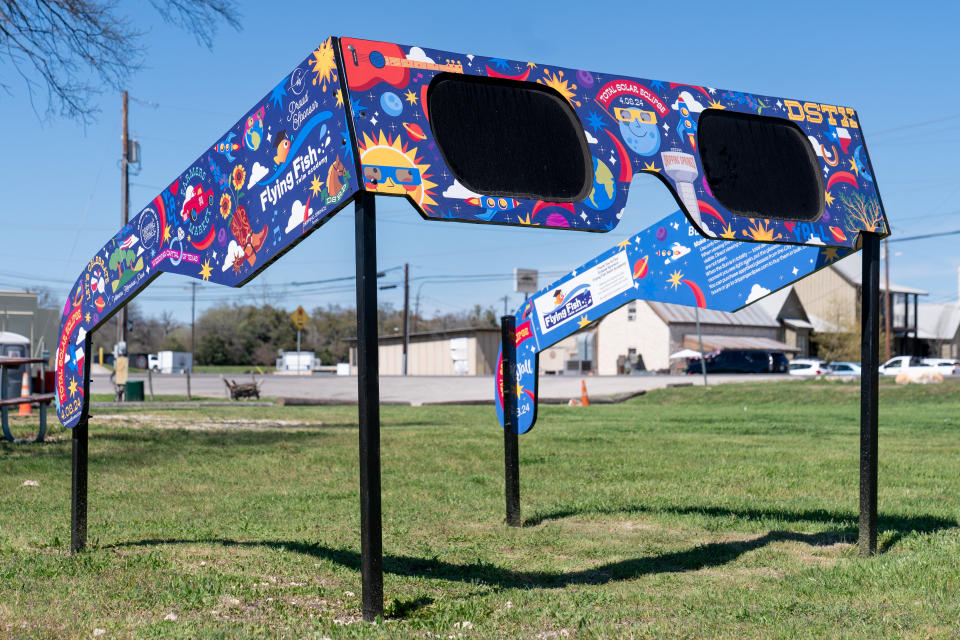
[0,0,240,122]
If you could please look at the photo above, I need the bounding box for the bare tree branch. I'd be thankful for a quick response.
[0,0,241,123]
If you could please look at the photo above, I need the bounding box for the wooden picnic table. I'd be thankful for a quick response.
[0,356,53,443]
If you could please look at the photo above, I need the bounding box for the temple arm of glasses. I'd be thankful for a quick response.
[494,208,858,434]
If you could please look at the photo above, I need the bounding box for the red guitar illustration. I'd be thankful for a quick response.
[341,38,464,91]
[341,38,410,91]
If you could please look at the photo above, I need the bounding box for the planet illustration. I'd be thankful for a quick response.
[217,228,227,246]
[829,226,847,242]
[576,69,594,89]
[619,117,660,156]
[584,157,615,210]
[633,256,649,279]
[403,122,427,141]
[656,226,667,241]
[380,92,403,117]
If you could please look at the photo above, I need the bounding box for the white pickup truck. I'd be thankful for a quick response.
[878,356,956,377]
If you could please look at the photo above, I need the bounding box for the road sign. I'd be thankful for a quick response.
[514,268,538,294]
[290,306,309,330]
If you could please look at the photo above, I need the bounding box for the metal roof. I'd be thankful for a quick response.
[647,301,779,327]
[831,254,928,295]
[917,302,960,340]
[683,334,799,352]
[0,331,30,345]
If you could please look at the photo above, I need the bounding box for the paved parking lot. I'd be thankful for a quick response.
[92,372,790,405]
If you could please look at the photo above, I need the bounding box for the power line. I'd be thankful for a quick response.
[888,228,960,244]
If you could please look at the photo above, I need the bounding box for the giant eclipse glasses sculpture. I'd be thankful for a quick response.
[56,36,889,621]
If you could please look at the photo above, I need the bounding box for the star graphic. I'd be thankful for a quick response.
[617,239,630,250]
[526,61,537,69]
[848,158,859,176]
[822,247,840,263]
[668,269,684,290]
[585,110,606,133]
[650,80,665,91]
[642,161,660,173]
[310,175,323,197]
[267,132,272,143]
[662,122,670,133]
[776,100,783,109]
[707,99,725,110]
[577,315,591,329]
[199,259,212,281]
[489,58,511,71]
[707,87,716,94]
[68,377,78,397]
[792,267,799,275]
[162,225,171,244]
[515,381,524,398]
[85,312,91,323]
[403,89,418,105]
[824,190,835,206]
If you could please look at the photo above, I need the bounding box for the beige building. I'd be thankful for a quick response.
[792,254,927,354]
[540,299,797,375]
[918,303,960,359]
[348,327,500,376]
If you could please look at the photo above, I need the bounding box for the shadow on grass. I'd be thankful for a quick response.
[523,504,957,552]
[104,515,941,611]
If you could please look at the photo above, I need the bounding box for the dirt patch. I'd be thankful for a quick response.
[93,414,322,431]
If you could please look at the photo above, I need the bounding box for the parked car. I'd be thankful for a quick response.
[685,349,788,374]
[922,358,960,376]
[878,356,931,376]
[788,359,827,376]
[827,361,861,376]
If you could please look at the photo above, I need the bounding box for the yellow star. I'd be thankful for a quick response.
[617,239,631,251]
[310,175,322,197]
[163,224,171,244]
[668,269,684,290]
[515,381,524,398]
[403,89,418,105]
[68,377,78,397]
[199,259,212,281]
[577,314,591,329]
[517,213,537,226]
[848,157,859,176]
[719,224,737,240]
[642,161,661,173]
[821,246,840,263]
[526,61,537,68]
[824,190,834,206]
[335,88,344,108]
[85,312,91,323]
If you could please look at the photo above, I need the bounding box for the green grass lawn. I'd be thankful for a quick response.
[2,380,959,638]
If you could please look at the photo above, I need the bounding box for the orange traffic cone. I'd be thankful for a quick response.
[18,371,31,416]
[580,379,590,407]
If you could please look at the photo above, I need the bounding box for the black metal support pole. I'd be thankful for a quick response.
[354,191,383,621]
[501,316,521,527]
[859,232,881,556]
[70,419,88,554]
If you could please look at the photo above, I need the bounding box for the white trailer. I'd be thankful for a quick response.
[276,350,319,373]
[148,351,193,374]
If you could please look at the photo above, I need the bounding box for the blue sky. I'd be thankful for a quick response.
[2,0,958,323]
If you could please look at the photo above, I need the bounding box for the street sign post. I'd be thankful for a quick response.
[290,306,309,373]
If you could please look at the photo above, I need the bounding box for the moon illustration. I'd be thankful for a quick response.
[380,91,403,117]
[618,118,661,156]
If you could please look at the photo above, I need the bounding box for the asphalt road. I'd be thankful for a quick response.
[91,372,790,405]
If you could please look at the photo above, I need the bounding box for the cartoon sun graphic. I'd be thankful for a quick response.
[538,69,580,107]
[311,38,338,92]
[357,131,438,212]
[743,218,780,242]
[668,269,684,290]
[707,99,726,110]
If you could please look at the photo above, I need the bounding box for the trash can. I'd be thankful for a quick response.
[125,380,144,402]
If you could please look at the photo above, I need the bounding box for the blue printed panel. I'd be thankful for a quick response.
[494,209,854,434]
[340,38,886,249]
[56,37,357,428]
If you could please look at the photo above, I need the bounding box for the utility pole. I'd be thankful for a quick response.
[190,282,198,356]
[501,295,509,317]
[402,263,409,376]
[883,238,892,359]
[118,90,130,351]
